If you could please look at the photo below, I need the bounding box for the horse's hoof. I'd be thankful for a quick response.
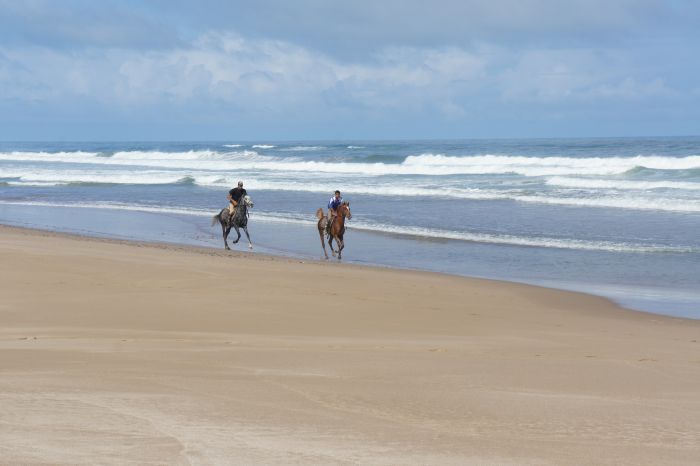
[225,246,230,250]
[248,244,253,249]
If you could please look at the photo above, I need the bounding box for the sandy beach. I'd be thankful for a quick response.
[1,225,699,465]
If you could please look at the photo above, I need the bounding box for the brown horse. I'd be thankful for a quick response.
[316,202,351,260]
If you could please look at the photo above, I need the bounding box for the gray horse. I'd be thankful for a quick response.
[212,195,254,250]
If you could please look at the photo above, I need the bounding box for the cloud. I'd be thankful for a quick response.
[0,32,489,121]
[152,0,694,58]
[0,1,698,138]
[3,0,694,57]
[0,31,694,121]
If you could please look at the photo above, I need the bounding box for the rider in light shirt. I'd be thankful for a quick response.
[327,190,343,229]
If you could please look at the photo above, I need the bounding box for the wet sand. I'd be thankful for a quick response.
[1,225,699,465]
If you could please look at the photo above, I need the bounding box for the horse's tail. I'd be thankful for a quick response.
[316,207,324,219]
[211,212,220,227]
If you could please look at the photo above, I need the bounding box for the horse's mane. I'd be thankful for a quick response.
[233,201,247,217]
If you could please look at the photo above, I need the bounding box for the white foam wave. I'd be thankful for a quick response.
[1,200,694,254]
[4,180,62,187]
[401,153,700,176]
[347,146,364,149]
[507,193,700,212]
[0,150,286,173]
[210,180,700,213]
[0,200,214,218]
[223,144,242,148]
[0,151,103,163]
[250,210,684,252]
[546,176,700,191]
[0,168,196,186]
[110,150,267,161]
[278,146,325,151]
[251,144,275,149]
[2,165,698,212]
[348,220,693,253]
[2,151,699,177]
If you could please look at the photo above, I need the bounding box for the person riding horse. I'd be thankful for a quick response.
[228,181,247,217]
[213,190,254,250]
[317,193,351,260]
[327,190,343,232]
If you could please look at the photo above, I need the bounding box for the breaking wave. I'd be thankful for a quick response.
[2,150,698,213]
[278,146,326,151]
[2,151,699,177]
[546,176,700,191]
[3,169,699,213]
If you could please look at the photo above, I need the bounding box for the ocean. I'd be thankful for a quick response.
[1,137,699,318]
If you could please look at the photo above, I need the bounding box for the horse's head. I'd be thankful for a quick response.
[340,201,351,220]
[243,195,254,208]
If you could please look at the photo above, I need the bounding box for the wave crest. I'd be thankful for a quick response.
[547,176,700,191]
[2,150,699,177]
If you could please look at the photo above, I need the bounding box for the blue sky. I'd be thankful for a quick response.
[0,0,698,140]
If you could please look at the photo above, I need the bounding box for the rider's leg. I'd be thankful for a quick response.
[228,200,237,216]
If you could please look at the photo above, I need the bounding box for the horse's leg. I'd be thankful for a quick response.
[221,220,231,250]
[328,235,336,257]
[337,234,344,260]
[318,227,328,259]
[242,226,252,249]
[231,225,241,244]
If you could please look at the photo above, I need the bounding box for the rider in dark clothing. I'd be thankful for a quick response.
[228,181,247,215]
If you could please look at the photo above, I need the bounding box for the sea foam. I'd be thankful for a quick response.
[1,150,698,177]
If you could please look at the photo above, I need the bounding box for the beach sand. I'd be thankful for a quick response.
[1,225,699,465]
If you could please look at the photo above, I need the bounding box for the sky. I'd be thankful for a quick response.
[0,0,698,140]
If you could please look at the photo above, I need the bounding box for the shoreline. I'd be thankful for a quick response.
[2,223,700,464]
[2,221,696,323]
[0,223,669,322]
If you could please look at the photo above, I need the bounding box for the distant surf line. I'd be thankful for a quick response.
[3,173,698,213]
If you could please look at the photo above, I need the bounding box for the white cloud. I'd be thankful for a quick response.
[0,29,692,130]
[1,33,489,118]
[155,0,683,57]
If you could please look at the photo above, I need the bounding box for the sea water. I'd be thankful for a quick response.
[1,138,698,318]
